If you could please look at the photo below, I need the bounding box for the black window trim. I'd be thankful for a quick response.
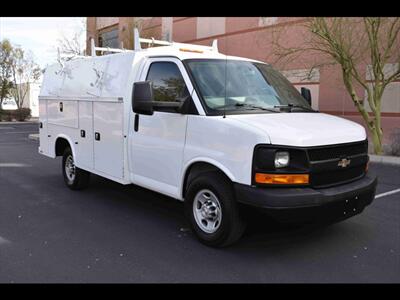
[144,59,198,115]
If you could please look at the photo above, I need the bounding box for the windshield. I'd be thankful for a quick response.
[185,59,312,114]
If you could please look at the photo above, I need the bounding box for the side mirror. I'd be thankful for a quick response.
[301,87,312,106]
[132,81,154,115]
[132,81,186,115]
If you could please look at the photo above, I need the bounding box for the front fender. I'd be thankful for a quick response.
[180,157,236,199]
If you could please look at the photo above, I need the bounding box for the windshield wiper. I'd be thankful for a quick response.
[274,104,317,112]
[217,102,280,113]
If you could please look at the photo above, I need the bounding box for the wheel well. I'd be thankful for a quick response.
[55,138,71,156]
[182,162,231,199]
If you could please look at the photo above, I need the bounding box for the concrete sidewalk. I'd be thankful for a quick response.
[369,154,400,166]
[0,120,39,125]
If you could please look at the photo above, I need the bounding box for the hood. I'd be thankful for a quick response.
[228,112,366,147]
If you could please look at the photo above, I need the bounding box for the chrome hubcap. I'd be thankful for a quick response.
[65,155,76,182]
[193,189,222,234]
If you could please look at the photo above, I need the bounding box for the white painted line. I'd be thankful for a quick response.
[0,236,11,245]
[0,163,31,167]
[375,188,400,199]
[2,131,37,134]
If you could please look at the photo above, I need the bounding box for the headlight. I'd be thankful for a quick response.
[274,151,290,168]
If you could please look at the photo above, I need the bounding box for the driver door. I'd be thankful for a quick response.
[129,57,193,198]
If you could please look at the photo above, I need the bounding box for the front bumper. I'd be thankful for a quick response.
[234,175,377,223]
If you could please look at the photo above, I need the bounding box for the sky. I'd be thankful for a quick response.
[0,17,86,69]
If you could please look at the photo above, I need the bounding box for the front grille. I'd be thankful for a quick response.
[307,140,368,188]
[307,140,368,162]
[311,165,365,188]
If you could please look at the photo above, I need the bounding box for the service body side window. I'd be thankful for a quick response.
[146,62,189,111]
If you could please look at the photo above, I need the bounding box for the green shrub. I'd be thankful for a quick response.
[0,108,31,122]
[15,108,31,121]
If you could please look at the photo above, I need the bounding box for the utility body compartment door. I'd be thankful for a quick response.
[75,101,94,170]
[38,99,49,155]
[93,101,124,179]
[47,100,78,128]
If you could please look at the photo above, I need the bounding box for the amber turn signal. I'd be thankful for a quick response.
[179,48,203,53]
[255,173,309,185]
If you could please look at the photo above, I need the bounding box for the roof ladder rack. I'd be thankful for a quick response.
[89,28,219,56]
[133,27,218,52]
[90,38,132,57]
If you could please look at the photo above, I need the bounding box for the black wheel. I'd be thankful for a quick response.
[62,147,90,190]
[185,172,246,247]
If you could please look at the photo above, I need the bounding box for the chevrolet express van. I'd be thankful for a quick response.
[38,30,377,247]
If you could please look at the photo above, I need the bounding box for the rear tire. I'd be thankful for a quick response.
[62,147,90,190]
[185,172,246,247]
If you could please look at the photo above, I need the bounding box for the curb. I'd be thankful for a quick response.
[369,154,400,166]
[0,121,39,125]
[28,134,39,141]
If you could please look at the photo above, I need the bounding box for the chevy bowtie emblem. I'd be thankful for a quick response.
[338,158,351,168]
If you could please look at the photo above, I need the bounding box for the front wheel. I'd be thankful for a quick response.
[185,172,246,247]
[62,147,90,190]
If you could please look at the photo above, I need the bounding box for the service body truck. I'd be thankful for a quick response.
[38,31,377,247]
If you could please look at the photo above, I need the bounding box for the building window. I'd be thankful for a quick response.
[365,63,400,113]
[196,17,226,39]
[98,29,119,49]
[259,17,278,27]
[281,68,320,110]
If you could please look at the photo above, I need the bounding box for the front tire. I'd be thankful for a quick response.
[185,172,246,247]
[62,147,90,190]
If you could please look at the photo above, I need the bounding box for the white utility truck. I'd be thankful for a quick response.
[38,29,377,247]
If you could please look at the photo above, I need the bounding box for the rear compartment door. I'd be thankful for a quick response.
[93,101,124,179]
[75,101,94,170]
[38,99,49,155]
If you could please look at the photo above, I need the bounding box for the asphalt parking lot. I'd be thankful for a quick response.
[0,123,399,283]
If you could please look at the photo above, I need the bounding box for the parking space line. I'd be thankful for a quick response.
[1,131,37,134]
[0,236,11,245]
[375,188,400,199]
[0,163,31,167]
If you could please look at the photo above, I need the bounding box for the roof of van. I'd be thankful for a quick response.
[138,44,264,63]
[39,45,266,100]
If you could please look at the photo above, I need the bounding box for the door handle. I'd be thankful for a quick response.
[134,114,139,132]
[80,130,86,138]
[59,102,63,112]
[95,132,100,141]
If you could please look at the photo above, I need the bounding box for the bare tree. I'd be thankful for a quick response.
[9,47,41,109]
[270,17,400,154]
[57,18,86,60]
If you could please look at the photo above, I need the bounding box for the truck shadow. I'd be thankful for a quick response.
[88,175,353,252]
